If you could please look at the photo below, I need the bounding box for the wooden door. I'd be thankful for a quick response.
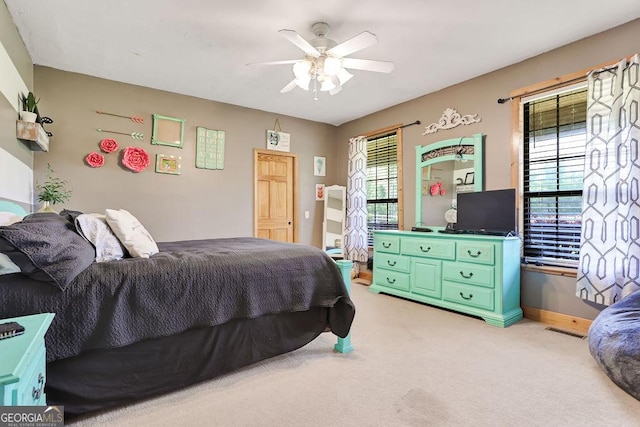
[254,150,298,242]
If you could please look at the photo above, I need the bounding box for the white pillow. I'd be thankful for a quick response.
[75,213,126,262]
[105,209,159,258]
[0,252,20,275]
[0,212,23,226]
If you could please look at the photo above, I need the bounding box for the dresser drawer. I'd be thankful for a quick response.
[18,343,46,406]
[374,235,400,254]
[402,238,455,260]
[376,253,410,272]
[374,269,410,292]
[443,282,494,311]
[456,242,496,265]
[443,262,495,288]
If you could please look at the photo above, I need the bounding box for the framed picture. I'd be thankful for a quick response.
[152,114,185,148]
[266,130,290,152]
[155,154,181,175]
[315,184,325,201]
[464,171,475,185]
[314,156,326,176]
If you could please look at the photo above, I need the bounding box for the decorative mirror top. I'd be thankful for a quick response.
[421,144,475,162]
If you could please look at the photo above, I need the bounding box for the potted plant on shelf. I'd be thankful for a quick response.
[20,92,39,122]
[36,164,72,212]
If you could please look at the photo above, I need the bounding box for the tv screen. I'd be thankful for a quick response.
[456,188,516,234]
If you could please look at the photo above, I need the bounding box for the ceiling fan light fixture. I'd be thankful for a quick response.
[293,60,312,78]
[323,57,342,76]
[295,74,311,90]
[337,68,353,85]
[320,75,337,92]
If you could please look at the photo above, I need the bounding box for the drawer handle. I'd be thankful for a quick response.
[386,277,396,284]
[382,242,392,248]
[467,250,482,258]
[387,260,397,266]
[459,271,474,279]
[419,246,431,253]
[32,373,44,401]
[460,292,473,300]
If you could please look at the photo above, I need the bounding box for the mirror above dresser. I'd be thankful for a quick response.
[415,133,484,228]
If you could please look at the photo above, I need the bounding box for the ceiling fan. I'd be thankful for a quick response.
[251,22,394,99]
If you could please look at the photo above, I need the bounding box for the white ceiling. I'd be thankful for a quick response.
[5,0,640,126]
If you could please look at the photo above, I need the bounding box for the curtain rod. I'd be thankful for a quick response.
[361,120,421,139]
[399,120,421,129]
[496,75,586,104]
[496,54,636,104]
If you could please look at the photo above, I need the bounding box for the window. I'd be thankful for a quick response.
[366,131,400,244]
[522,87,587,268]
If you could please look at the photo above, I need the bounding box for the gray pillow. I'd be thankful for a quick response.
[0,213,96,289]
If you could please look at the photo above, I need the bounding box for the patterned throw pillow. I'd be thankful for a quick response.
[75,213,126,262]
[105,209,159,258]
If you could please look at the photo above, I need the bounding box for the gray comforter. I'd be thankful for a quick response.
[0,238,354,362]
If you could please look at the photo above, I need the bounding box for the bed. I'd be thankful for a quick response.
[0,207,355,416]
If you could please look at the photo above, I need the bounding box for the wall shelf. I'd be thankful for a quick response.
[16,120,49,152]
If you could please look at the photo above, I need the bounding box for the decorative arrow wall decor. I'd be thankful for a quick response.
[96,110,145,124]
[96,128,144,140]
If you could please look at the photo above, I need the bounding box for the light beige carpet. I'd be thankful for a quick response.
[70,283,640,427]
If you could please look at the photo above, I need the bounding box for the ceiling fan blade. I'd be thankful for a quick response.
[327,31,378,58]
[247,59,300,66]
[278,29,320,57]
[342,58,394,73]
[280,79,298,93]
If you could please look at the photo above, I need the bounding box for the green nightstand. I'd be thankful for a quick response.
[0,313,55,406]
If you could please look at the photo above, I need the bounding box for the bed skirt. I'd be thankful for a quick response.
[47,307,331,418]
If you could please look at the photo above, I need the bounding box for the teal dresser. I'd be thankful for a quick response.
[371,230,522,327]
[0,313,55,406]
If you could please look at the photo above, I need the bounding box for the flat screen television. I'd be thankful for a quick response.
[455,188,516,235]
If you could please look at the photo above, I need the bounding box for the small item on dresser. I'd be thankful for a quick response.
[0,321,25,340]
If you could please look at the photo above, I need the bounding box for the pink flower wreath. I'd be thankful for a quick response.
[121,146,150,173]
[85,152,105,168]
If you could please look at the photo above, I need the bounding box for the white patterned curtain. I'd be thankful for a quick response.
[576,54,640,305]
[343,136,368,262]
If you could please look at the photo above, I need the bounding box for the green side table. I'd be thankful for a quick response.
[0,313,55,406]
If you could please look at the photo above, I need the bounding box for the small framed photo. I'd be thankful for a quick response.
[315,184,325,201]
[314,156,326,176]
[266,130,290,152]
[464,171,475,185]
[155,154,181,175]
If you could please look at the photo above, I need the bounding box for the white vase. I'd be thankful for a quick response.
[20,111,38,123]
[38,201,57,213]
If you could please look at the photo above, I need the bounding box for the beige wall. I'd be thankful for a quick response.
[33,67,338,246]
[335,18,640,319]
